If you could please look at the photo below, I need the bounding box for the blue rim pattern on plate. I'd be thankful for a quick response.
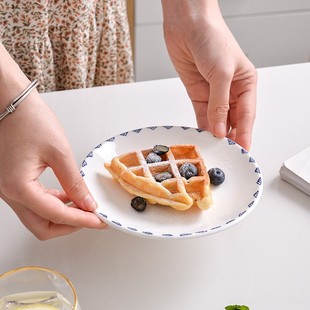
[80,126,263,239]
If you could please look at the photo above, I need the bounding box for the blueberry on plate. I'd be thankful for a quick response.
[154,171,173,182]
[153,145,169,155]
[179,163,198,179]
[146,152,162,163]
[131,196,147,212]
[208,168,225,185]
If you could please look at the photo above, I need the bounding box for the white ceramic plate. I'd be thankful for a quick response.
[80,126,263,239]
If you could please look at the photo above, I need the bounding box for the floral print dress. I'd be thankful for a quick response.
[0,0,134,92]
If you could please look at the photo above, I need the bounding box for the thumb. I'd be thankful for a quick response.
[51,154,97,212]
[207,75,232,138]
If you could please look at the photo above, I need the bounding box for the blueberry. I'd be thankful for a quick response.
[153,145,169,155]
[131,196,147,212]
[146,152,162,163]
[179,163,198,179]
[154,171,173,182]
[208,168,225,185]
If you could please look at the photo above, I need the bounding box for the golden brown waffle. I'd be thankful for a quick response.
[104,144,213,211]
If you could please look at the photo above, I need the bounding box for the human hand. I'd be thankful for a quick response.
[161,0,257,150]
[0,91,107,240]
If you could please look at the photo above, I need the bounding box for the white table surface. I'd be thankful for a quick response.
[1,63,310,309]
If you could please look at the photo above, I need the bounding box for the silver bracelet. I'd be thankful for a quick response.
[0,80,39,121]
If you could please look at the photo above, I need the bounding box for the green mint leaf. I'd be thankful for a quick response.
[225,305,250,310]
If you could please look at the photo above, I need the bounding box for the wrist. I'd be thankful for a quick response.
[0,80,39,121]
[0,42,32,110]
[161,0,221,21]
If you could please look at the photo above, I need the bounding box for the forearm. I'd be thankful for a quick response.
[0,42,32,110]
[161,0,227,54]
[161,0,222,21]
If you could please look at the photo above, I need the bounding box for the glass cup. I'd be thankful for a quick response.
[0,266,80,310]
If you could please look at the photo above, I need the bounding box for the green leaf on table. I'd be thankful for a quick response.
[225,305,250,310]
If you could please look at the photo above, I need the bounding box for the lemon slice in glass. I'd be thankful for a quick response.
[13,305,59,310]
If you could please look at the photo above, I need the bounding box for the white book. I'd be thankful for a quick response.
[279,146,310,196]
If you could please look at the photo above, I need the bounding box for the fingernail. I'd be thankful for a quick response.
[214,122,226,137]
[83,194,98,211]
[100,223,109,230]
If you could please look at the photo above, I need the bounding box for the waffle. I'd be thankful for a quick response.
[104,144,213,211]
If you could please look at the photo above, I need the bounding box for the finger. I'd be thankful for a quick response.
[18,180,107,229]
[228,81,256,150]
[184,80,210,130]
[234,90,256,150]
[3,196,81,240]
[191,99,209,130]
[46,188,71,204]
[48,150,98,212]
[207,74,232,138]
